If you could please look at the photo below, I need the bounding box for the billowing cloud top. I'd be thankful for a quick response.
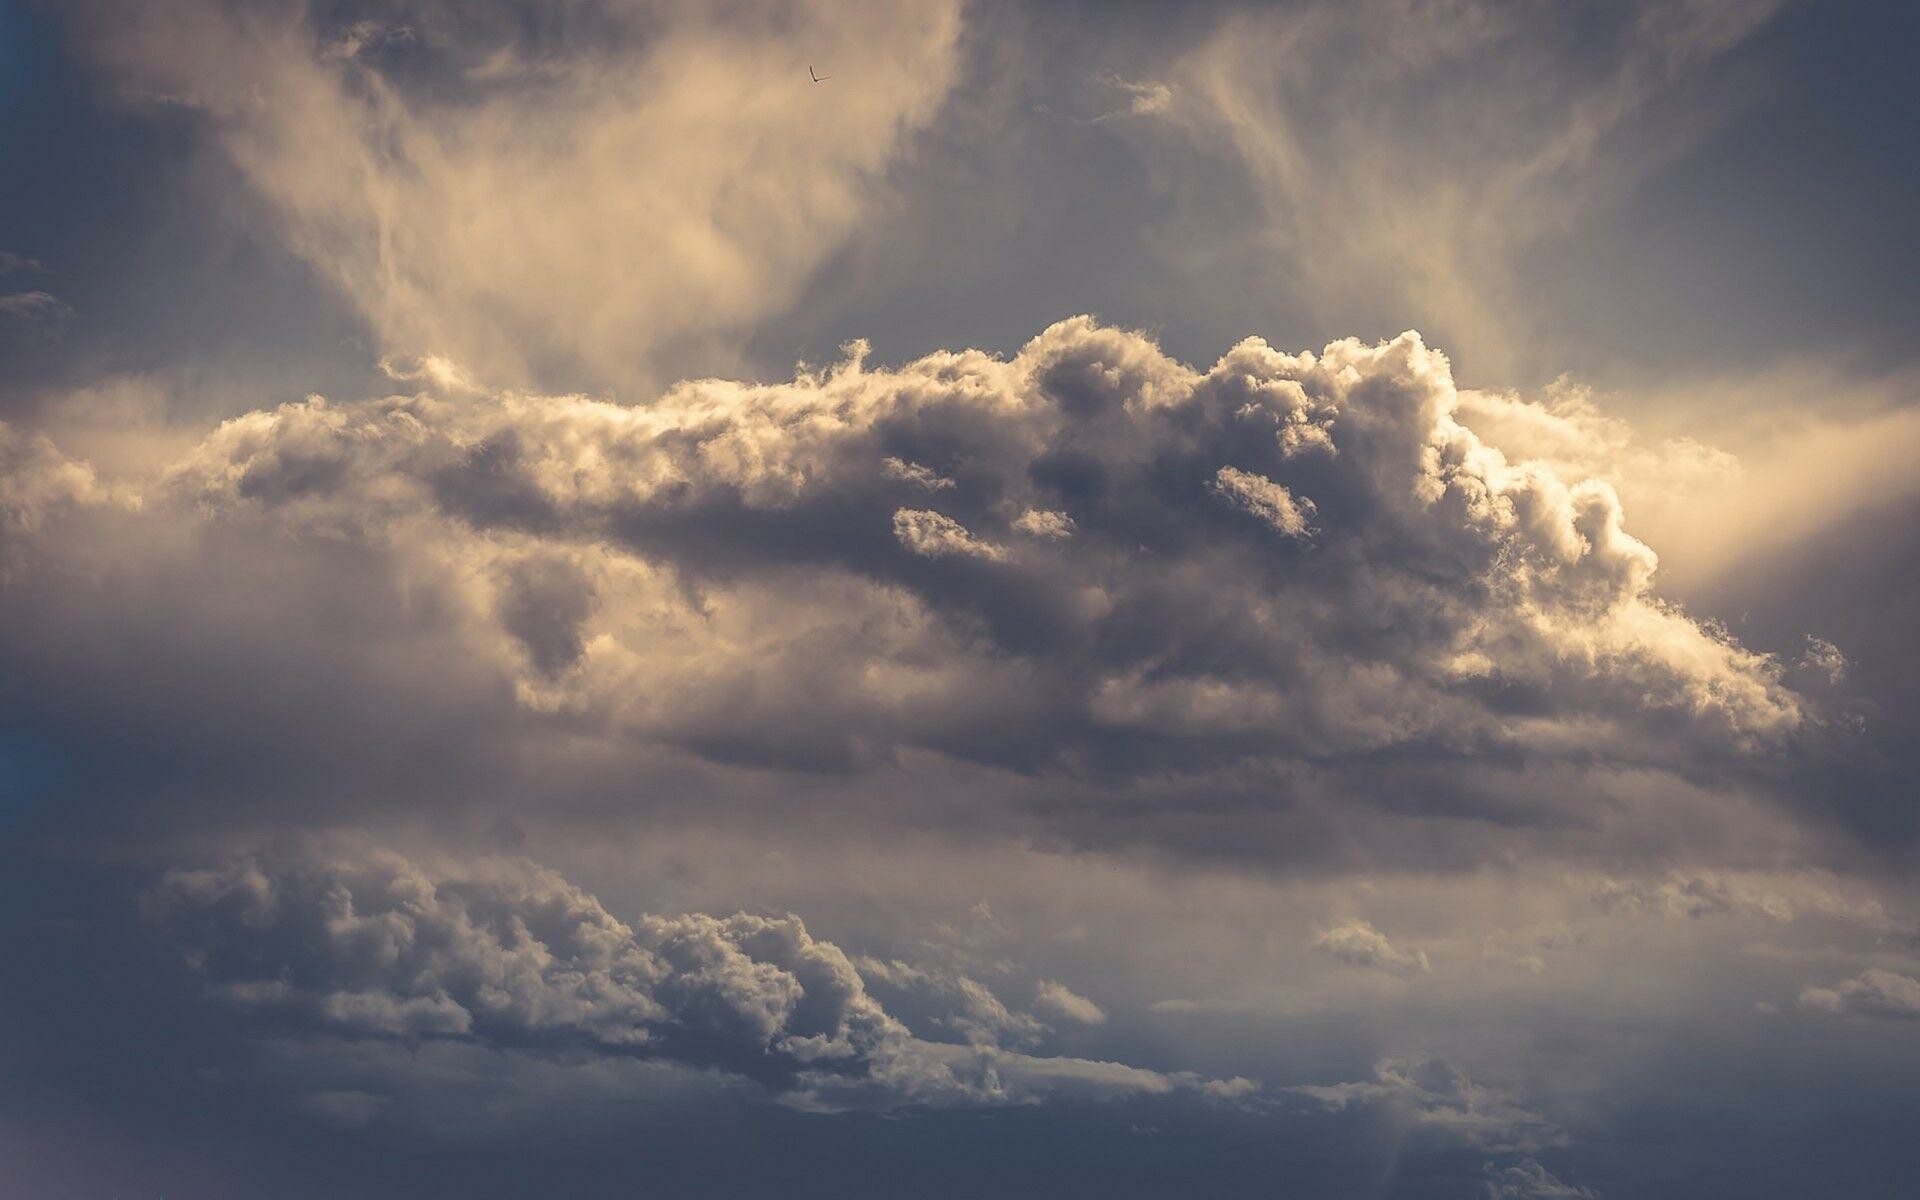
[147,845,1243,1111]
[138,320,1801,786]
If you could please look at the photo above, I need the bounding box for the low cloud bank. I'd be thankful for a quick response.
[149,847,1245,1111]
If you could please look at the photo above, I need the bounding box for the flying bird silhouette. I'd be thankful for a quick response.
[810,65,830,83]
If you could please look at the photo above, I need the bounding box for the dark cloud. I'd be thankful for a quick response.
[0,319,1866,872]
[0,319,1856,882]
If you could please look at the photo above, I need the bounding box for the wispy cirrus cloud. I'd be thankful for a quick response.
[69,0,965,394]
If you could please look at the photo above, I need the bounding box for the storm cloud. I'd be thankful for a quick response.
[5,322,1815,811]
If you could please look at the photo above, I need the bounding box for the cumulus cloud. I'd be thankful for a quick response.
[69,0,964,391]
[1310,919,1429,974]
[0,320,1819,849]
[1093,73,1174,120]
[149,321,1800,766]
[0,250,44,275]
[0,291,73,321]
[882,456,956,492]
[853,955,1045,1049]
[1292,1054,1559,1154]
[893,508,1006,560]
[1592,870,1888,926]
[0,422,124,538]
[1797,636,1850,686]
[1012,508,1075,538]
[1798,969,1920,1021]
[1209,466,1316,538]
[1483,1159,1600,1199]
[149,847,1241,1110]
[1033,980,1108,1026]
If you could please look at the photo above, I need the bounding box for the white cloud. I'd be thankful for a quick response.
[882,457,956,492]
[1799,968,1920,1021]
[150,846,1244,1111]
[1798,636,1849,685]
[1310,919,1430,974]
[1293,1054,1560,1154]
[1033,980,1108,1026]
[1592,870,1889,926]
[1483,1158,1600,1199]
[0,291,73,321]
[1013,508,1075,538]
[1096,73,1174,120]
[893,508,1005,560]
[1209,465,1316,538]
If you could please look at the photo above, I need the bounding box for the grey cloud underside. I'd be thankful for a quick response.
[148,847,1241,1110]
[1290,1052,1562,1157]
[0,318,1846,859]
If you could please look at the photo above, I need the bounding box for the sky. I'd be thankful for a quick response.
[1,1,1917,1196]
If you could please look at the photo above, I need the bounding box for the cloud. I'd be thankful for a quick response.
[69,0,965,392]
[1483,1159,1600,1199]
[1292,1053,1559,1154]
[1209,465,1317,539]
[0,291,74,321]
[1166,0,1784,375]
[1799,969,1920,1021]
[1033,980,1107,1026]
[853,955,1045,1049]
[0,320,1824,855]
[1798,636,1850,686]
[1310,919,1429,974]
[1592,870,1889,926]
[1012,508,1075,538]
[143,320,1801,769]
[882,456,956,492]
[1091,73,1174,121]
[0,250,44,275]
[893,508,1006,560]
[148,846,1242,1110]
[0,421,123,539]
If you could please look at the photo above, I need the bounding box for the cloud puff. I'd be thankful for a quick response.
[1483,1159,1600,1199]
[893,508,1006,560]
[1209,466,1316,538]
[1033,980,1108,1026]
[1292,1053,1559,1154]
[882,457,957,492]
[1592,870,1888,926]
[0,291,74,321]
[1797,636,1850,685]
[148,847,1241,1110]
[1799,969,1920,1021]
[1310,919,1429,974]
[1013,508,1075,538]
[0,422,122,539]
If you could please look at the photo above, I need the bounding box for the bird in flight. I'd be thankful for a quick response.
[810,65,830,83]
